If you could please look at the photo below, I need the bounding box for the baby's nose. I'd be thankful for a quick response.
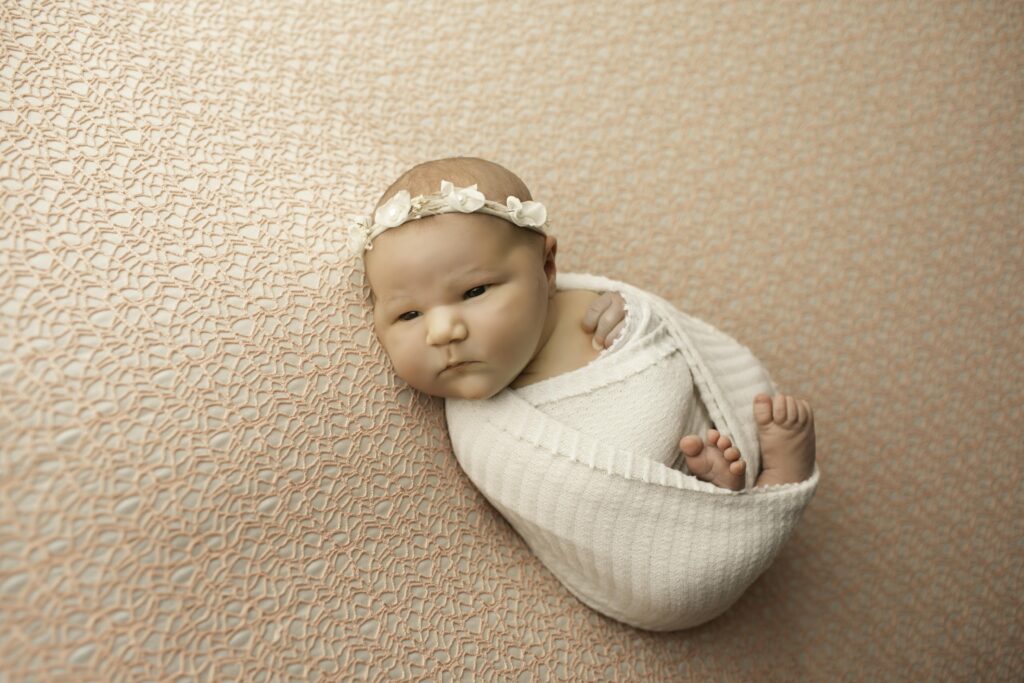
[425,310,468,345]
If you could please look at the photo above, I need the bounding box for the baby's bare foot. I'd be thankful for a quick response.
[753,394,816,487]
[679,428,746,491]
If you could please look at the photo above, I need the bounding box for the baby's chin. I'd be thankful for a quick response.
[456,386,504,400]
[433,384,503,401]
[408,376,505,401]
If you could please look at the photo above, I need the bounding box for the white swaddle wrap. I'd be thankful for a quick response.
[510,274,714,474]
[444,272,820,631]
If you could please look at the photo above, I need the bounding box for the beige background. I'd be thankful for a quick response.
[1,1,1022,680]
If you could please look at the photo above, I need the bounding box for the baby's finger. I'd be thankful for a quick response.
[603,320,625,347]
[595,296,624,336]
[582,292,613,331]
[594,308,625,347]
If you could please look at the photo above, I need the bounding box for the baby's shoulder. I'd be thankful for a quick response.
[509,289,602,389]
[554,287,605,355]
[556,287,603,309]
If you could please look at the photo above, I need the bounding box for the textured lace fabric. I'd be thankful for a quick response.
[4,0,1019,675]
[511,284,712,469]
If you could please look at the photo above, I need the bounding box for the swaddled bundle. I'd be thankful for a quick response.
[445,272,820,631]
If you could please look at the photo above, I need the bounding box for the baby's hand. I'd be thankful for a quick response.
[582,291,627,351]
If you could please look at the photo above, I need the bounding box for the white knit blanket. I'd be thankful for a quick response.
[445,272,820,631]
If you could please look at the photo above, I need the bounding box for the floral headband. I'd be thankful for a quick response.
[347,179,549,254]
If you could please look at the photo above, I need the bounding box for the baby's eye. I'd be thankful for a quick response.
[395,285,489,323]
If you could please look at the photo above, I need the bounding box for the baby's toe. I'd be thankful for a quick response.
[773,395,789,425]
[754,394,774,425]
[796,398,809,425]
[723,446,740,462]
[679,435,704,457]
[729,460,746,476]
[785,396,800,426]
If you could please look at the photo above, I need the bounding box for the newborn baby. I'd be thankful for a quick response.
[351,156,821,630]
[353,156,815,491]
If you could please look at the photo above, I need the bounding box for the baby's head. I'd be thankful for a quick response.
[356,156,559,400]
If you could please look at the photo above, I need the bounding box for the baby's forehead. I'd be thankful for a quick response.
[368,239,505,279]
[365,227,498,278]
[369,214,515,259]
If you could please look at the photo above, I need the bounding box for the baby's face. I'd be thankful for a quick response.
[364,212,556,400]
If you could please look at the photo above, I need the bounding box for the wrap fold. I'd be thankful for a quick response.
[445,272,820,631]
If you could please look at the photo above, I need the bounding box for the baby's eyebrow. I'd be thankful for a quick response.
[380,293,410,308]
[381,266,500,307]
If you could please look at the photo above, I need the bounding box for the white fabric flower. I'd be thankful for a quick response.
[440,180,486,213]
[505,196,547,227]
[374,190,412,228]
[347,216,371,253]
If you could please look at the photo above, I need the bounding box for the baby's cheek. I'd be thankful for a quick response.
[389,336,430,379]
[374,331,400,367]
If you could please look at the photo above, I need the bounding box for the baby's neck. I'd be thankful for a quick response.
[511,291,562,386]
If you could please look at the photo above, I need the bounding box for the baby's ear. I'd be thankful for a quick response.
[542,235,558,288]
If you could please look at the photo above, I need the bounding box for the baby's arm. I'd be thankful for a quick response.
[582,292,627,350]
